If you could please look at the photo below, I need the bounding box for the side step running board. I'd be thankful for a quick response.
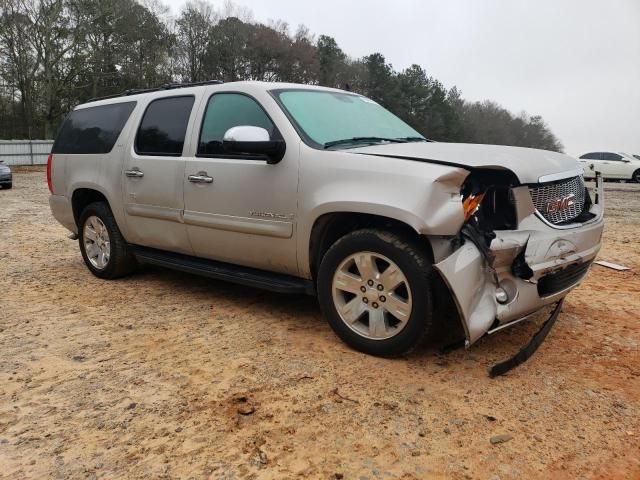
[132,246,315,295]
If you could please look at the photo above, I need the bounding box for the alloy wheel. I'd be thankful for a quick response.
[331,251,413,340]
[83,215,111,269]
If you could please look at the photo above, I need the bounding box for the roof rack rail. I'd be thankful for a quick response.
[88,79,224,103]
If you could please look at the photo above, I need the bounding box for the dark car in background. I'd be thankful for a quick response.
[0,162,12,189]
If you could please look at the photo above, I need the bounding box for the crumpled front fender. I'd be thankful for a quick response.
[434,241,499,344]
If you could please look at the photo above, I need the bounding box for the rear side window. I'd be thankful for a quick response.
[579,152,600,160]
[198,93,275,156]
[52,102,136,154]
[602,152,622,161]
[136,96,195,156]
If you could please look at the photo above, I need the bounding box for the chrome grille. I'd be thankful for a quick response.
[529,175,586,225]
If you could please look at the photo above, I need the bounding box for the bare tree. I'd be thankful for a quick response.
[0,0,40,137]
[32,0,84,137]
[175,0,217,82]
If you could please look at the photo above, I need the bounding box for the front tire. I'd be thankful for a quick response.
[78,202,136,279]
[317,229,434,357]
[632,169,640,183]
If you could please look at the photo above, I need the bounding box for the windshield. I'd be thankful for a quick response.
[273,89,424,148]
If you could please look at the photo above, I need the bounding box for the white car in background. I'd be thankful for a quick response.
[579,151,640,183]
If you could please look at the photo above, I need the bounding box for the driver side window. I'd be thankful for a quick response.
[197,93,275,156]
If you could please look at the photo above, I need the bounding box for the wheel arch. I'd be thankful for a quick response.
[71,187,111,227]
[306,211,435,283]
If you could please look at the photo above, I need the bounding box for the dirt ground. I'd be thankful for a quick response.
[0,167,638,480]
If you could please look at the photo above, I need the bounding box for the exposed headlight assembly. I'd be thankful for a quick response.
[462,192,486,222]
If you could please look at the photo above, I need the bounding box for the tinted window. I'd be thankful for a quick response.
[198,93,275,156]
[579,152,600,160]
[136,96,195,156]
[52,102,136,154]
[602,152,622,161]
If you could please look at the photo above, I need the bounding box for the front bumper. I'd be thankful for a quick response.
[435,174,604,345]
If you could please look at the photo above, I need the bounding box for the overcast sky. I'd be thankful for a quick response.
[164,0,640,157]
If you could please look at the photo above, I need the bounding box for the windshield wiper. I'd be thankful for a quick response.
[396,136,430,142]
[323,137,408,149]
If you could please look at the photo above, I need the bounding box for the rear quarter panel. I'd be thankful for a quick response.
[61,101,143,240]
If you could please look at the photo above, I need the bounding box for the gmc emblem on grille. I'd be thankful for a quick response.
[545,194,576,214]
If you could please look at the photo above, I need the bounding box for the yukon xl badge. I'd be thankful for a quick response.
[545,194,576,214]
[250,211,293,220]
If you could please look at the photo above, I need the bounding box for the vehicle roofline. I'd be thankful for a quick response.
[76,81,353,110]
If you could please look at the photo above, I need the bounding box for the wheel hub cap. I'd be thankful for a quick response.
[331,251,413,340]
[83,216,110,269]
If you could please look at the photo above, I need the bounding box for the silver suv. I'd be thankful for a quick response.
[48,81,604,358]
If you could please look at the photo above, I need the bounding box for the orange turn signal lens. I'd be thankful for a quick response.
[462,193,485,221]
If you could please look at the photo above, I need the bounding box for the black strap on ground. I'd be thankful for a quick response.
[488,299,564,378]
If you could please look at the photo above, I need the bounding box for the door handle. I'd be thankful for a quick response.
[124,169,144,178]
[188,173,214,184]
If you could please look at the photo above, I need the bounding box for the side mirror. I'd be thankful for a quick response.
[222,126,286,164]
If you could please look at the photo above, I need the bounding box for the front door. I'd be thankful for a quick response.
[122,95,196,254]
[183,92,299,275]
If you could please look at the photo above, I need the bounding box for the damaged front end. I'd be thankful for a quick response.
[434,168,604,348]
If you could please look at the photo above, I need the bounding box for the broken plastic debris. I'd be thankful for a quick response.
[594,261,630,271]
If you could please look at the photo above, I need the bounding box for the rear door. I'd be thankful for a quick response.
[600,152,629,179]
[122,95,196,254]
[183,92,299,275]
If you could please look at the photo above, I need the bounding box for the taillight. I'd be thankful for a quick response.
[47,154,53,194]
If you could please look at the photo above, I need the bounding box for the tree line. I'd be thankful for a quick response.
[0,0,563,151]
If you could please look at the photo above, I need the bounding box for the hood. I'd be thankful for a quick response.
[348,142,580,184]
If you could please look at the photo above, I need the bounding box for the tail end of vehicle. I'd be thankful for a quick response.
[47,153,53,194]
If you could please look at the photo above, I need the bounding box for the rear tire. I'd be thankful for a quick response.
[317,229,433,357]
[78,202,136,279]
